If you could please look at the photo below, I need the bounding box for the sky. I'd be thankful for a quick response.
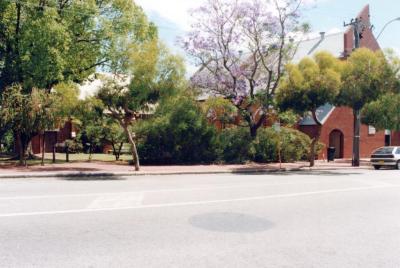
[135,0,400,75]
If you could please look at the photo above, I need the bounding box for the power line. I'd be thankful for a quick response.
[0,0,180,31]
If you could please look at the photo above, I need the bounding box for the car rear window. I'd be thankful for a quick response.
[374,147,394,154]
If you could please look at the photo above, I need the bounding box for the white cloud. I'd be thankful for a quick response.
[392,47,400,56]
[135,0,202,31]
[134,0,331,76]
[135,0,327,31]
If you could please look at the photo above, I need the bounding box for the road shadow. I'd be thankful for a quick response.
[189,212,274,233]
[59,174,126,181]
[230,169,364,177]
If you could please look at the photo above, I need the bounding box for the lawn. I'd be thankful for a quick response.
[0,153,133,166]
[43,153,132,162]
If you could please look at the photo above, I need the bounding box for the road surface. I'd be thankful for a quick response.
[0,169,399,267]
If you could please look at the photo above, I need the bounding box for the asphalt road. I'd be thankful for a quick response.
[0,169,400,268]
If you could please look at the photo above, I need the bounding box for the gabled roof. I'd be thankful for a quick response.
[299,103,335,126]
[291,32,345,63]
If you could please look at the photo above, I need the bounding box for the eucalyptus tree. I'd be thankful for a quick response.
[0,85,56,165]
[183,0,307,137]
[337,48,391,166]
[97,43,186,171]
[362,49,400,133]
[277,52,342,167]
[0,0,156,93]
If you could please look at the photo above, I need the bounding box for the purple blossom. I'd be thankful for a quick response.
[181,0,304,103]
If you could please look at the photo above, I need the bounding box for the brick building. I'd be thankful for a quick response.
[31,120,77,154]
[295,5,399,159]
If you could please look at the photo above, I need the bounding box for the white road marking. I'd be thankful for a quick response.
[0,180,349,201]
[0,184,399,218]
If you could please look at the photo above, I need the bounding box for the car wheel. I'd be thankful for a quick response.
[396,161,400,170]
[374,165,381,170]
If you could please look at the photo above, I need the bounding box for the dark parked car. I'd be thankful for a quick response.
[371,146,400,170]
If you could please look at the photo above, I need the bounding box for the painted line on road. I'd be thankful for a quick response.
[0,180,347,201]
[0,184,399,218]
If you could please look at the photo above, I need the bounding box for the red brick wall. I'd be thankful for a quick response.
[31,121,73,154]
[392,131,400,146]
[300,107,386,159]
[344,5,380,56]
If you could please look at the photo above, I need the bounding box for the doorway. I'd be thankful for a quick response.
[329,130,344,159]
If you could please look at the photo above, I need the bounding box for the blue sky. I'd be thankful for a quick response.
[135,0,400,73]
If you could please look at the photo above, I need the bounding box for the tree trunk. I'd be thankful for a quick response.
[88,144,92,161]
[17,132,24,166]
[116,142,123,161]
[26,140,34,159]
[111,141,123,161]
[352,109,361,167]
[122,126,140,171]
[309,110,322,168]
[41,132,45,166]
[250,125,258,138]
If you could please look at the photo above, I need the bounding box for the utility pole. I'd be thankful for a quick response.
[343,17,369,167]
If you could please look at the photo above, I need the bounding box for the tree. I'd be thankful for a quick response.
[101,119,127,161]
[183,0,307,137]
[362,49,400,133]
[277,52,342,167]
[0,0,156,93]
[0,0,156,156]
[74,97,105,160]
[52,83,80,122]
[0,84,56,165]
[362,93,400,132]
[97,43,186,171]
[337,48,391,166]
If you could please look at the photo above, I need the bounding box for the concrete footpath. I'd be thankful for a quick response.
[0,160,372,179]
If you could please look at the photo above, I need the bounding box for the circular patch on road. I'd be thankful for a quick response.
[189,212,273,233]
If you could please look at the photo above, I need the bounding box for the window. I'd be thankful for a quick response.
[374,147,394,154]
[396,148,400,155]
[368,125,376,135]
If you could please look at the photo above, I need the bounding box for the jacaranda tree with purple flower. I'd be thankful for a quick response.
[183,0,307,137]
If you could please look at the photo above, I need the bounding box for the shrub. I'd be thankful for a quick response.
[0,129,14,154]
[214,127,252,163]
[214,126,312,164]
[137,96,218,164]
[250,127,312,163]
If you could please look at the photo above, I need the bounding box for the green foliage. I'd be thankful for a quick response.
[0,84,56,162]
[362,93,400,131]
[97,43,186,169]
[214,127,252,163]
[249,128,312,163]
[52,83,80,122]
[98,43,186,117]
[136,95,218,164]
[74,97,105,154]
[213,126,313,164]
[0,0,156,92]
[203,97,237,128]
[64,139,83,154]
[277,51,342,166]
[337,48,390,110]
[0,129,14,154]
[278,110,300,128]
[277,51,342,114]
